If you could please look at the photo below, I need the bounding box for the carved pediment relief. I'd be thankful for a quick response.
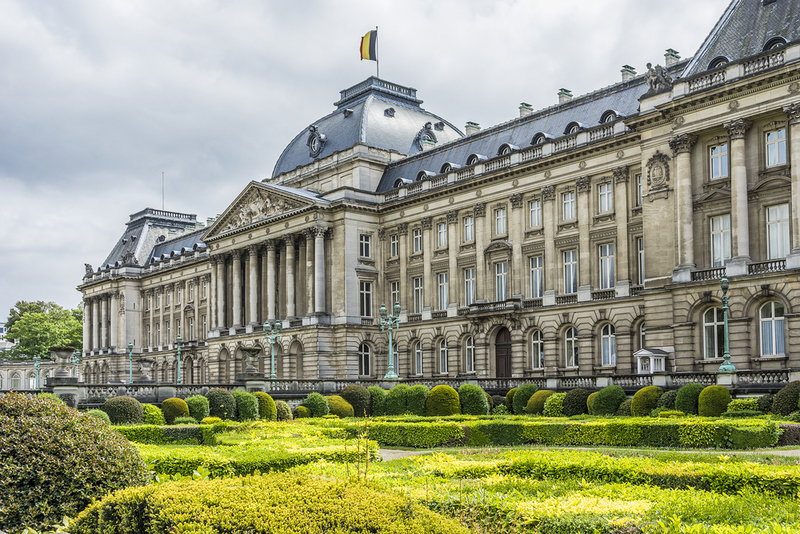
[484,240,512,254]
[694,187,731,209]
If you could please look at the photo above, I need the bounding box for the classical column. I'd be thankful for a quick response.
[260,246,269,321]
[669,134,697,268]
[82,299,90,353]
[576,176,591,299]
[509,194,524,297]
[157,288,164,346]
[446,211,459,305]
[100,294,108,348]
[541,186,556,300]
[474,203,487,301]
[177,282,186,339]
[397,223,409,310]
[298,236,307,317]
[284,235,296,318]
[784,104,800,258]
[302,231,314,316]
[209,256,218,330]
[216,255,227,329]
[231,249,243,327]
[91,297,99,351]
[313,227,328,314]
[247,245,259,325]
[724,118,752,261]
[148,290,155,346]
[421,217,433,309]
[109,291,118,349]
[266,240,277,321]
[613,167,630,283]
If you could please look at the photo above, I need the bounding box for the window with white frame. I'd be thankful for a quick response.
[156,323,161,345]
[463,216,474,242]
[390,281,400,307]
[437,273,449,310]
[189,317,195,340]
[710,143,729,179]
[412,229,422,253]
[495,262,508,301]
[166,292,171,306]
[637,237,645,285]
[201,315,207,339]
[146,295,151,310]
[165,321,171,343]
[359,281,372,316]
[414,342,423,375]
[11,373,21,390]
[710,214,731,267]
[635,173,643,206]
[495,207,507,235]
[28,372,36,390]
[156,293,161,308]
[601,324,616,366]
[703,308,725,359]
[147,325,152,346]
[562,191,576,220]
[359,234,371,257]
[599,243,615,289]
[639,322,646,350]
[760,301,785,356]
[176,287,182,303]
[437,223,448,248]
[530,255,543,298]
[464,268,476,306]
[438,340,448,374]
[529,199,541,227]
[564,327,578,367]
[563,250,578,293]
[202,281,207,299]
[176,319,181,339]
[390,235,399,257]
[766,128,787,167]
[413,277,424,313]
[464,336,475,373]
[189,283,194,301]
[358,343,371,376]
[767,204,790,259]
[598,182,613,213]
[531,330,544,369]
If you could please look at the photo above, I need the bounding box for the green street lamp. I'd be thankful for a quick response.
[127,342,134,384]
[264,321,281,380]
[176,336,183,385]
[379,302,401,380]
[717,276,736,374]
[33,355,41,389]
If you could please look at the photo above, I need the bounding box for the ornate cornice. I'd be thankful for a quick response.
[420,217,432,230]
[397,222,408,236]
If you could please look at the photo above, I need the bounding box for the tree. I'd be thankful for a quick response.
[5,304,83,359]
[6,301,61,332]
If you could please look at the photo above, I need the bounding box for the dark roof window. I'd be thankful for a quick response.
[564,122,585,135]
[708,56,729,70]
[600,110,619,124]
[393,177,412,189]
[764,36,787,51]
[416,170,435,181]
[440,162,461,174]
[466,154,487,166]
[531,132,553,145]
[498,143,519,156]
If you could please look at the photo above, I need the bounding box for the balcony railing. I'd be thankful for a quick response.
[591,289,615,301]
[485,156,511,173]
[431,310,448,319]
[691,267,726,281]
[748,259,785,275]
[556,294,577,305]
[743,48,785,76]
[688,68,726,92]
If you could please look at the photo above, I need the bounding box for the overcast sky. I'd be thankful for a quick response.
[0,0,732,320]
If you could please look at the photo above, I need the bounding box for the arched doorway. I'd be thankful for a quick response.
[495,327,512,377]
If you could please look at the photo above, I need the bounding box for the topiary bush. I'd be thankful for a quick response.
[0,393,149,532]
[493,404,510,415]
[772,381,800,416]
[86,408,111,424]
[161,397,190,425]
[542,392,566,417]
[562,388,591,417]
[275,400,293,421]
[206,388,237,421]
[303,392,330,417]
[675,383,705,415]
[726,398,760,412]
[38,392,63,403]
[294,405,311,418]
[385,384,411,415]
[185,395,210,423]
[616,398,633,416]
[505,387,518,411]
[425,385,461,416]
[254,392,277,421]
[492,395,506,409]
[173,416,197,425]
[526,390,555,415]
[327,395,354,418]
[586,391,599,415]
[340,384,372,417]
[200,416,222,425]
[512,384,539,415]
[592,385,627,416]
[458,384,490,415]
[631,386,663,417]
[698,385,731,417]
[485,392,494,410]
[101,396,144,425]
[758,394,775,414]
[407,385,429,416]
[143,403,166,425]
[656,390,678,410]
[231,390,259,421]
[368,386,387,417]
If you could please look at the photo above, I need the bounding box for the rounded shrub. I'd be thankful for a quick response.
[485,392,494,410]
[86,408,111,424]
[758,393,775,414]
[173,416,197,425]
[542,392,566,417]
[143,403,166,425]
[425,385,461,416]
[185,395,210,423]
[327,395,354,418]
[526,390,555,415]
[458,384,490,415]
[101,396,143,425]
[340,384,371,417]
[505,387,518,411]
[385,384,411,415]
[368,386,387,417]
[38,392,63,403]
[772,381,800,416]
[616,398,633,416]
[254,392,277,421]
[656,390,678,410]
[512,384,539,415]
[698,385,731,417]
[592,385,627,416]
[586,391,599,415]
[200,416,222,424]
[161,397,190,425]
[231,390,259,421]
[675,383,704,415]
[631,386,663,417]
[726,398,760,412]
[493,404,510,415]
[303,392,330,417]
[562,388,591,417]
[0,393,149,532]
[491,395,506,408]
[294,405,311,418]
[407,384,429,416]
[275,400,293,421]
[206,388,237,421]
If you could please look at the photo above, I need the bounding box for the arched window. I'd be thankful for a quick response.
[703,308,725,359]
[464,336,475,373]
[497,143,519,156]
[358,343,371,376]
[414,342,423,375]
[11,372,21,390]
[393,178,405,189]
[28,372,36,390]
[760,302,785,356]
[600,110,617,123]
[708,56,729,70]
[764,37,786,51]
[439,340,448,374]
[466,154,486,166]
[601,324,616,366]
[531,330,544,369]
[564,122,581,135]
[564,327,578,368]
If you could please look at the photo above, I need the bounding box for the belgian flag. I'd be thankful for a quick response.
[360,30,377,61]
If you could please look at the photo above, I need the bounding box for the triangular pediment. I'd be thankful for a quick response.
[694,187,730,206]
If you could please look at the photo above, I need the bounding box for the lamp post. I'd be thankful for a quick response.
[264,320,281,380]
[717,276,736,373]
[72,349,81,380]
[379,302,401,380]
[33,355,41,389]
[176,336,182,385]
[127,342,133,384]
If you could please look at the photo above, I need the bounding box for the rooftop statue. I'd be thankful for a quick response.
[644,62,673,94]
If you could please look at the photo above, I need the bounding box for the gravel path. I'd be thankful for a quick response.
[378,449,434,461]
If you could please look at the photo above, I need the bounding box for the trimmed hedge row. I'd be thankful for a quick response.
[114,424,204,445]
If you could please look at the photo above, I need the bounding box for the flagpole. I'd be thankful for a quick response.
[375,26,379,79]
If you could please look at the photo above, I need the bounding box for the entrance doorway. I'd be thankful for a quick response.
[495,327,512,377]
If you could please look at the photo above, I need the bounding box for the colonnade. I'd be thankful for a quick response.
[83,292,118,352]
[143,274,210,348]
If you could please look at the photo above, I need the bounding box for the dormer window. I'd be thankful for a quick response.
[466,154,487,166]
[416,170,435,182]
[440,162,460,174]
[497,143,519,156]
[393,177,412,189]
[600,110,618,124]
[564,122,582,135]
[764,36,787,51]
[708,56,729,70]
[531,133,551,145]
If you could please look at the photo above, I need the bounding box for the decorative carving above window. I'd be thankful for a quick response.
[414,122,438,151]
[306,125,327,158]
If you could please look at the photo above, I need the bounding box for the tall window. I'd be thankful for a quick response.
[358,344,370,376]
[146,295,151,310]
[414,342,423,375]
[359,234,371,257]
[359,281,372,316]
[464,268,476,306]
[529,199,541,227]
[766,128,787,167]
[495,262,508,301]
[563,250,578,293]
[599,244,615,289]
[390,235,399,257]
[437,273,449,310]
[564,327,578,367]
[166,292,171,306]
[703,308,725,359]
[202,281,207,299]
[495,208,507,235]
[189,317,195,340]
[437,223,448,248]
[635,173,643,206]
[710,143,728,179]
[601,324,616,366]
[562,191,576,220]
[413,277,424,313]
[463,216,474,242]
[637,237,645,285]
[176,288,182,303]
[767,204,790,259]
[147,325,152,346]
[438,340,448,374]
[390,281,400,307]
[760,302,785,356]
[412,229,422,253]
[156,324,161,345]
[189,283,194,301]
[598,183,613,213]
[176,319,181,339]
[464,336,475,373]
[165,321,171,343]
[156,293,161,308]
[531,330,544,369]
[11,373,21,390]
[710,214,732,267]
[201,315,207,339]
[530,255,544,298]
[639,322,646,350]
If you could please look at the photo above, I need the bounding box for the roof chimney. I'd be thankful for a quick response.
[621,65,636,82]
[519,102,533,117]
[465,121,481,135]
[665,49,681,66]
[558,88,573,104]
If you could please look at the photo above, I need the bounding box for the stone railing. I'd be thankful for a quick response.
[456,167,475,181]
[691,267,726,281]
[670,373,716,386]
[743,48,785,76]
[560,376,596,389]
[737,369,790,386]
[589,124,614,141]
[688,68,726,92]
[485,156,511,173]
[554,135,577,152]
[431,310,448,319]
[748,259,785,275]
[556,294,577,305]
[430,175,448,188]
[520,146,542,162]
[591,289,615,301]
[611,374,653,388]
[522,298,543,309]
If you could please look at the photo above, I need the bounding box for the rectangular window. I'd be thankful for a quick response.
[413,277,424,313]
[390,235,399,257]
[414,343,423,375]
[562,191,576,220]
[766,128,787,167]
[529,199,541,227]
[156,323,161,345]
[147,325,151,346]
[495,262,508,301]
[767,204,790,259]
[710,143,729,179]
[176,288,182,303]
[412,229,422,253]
[146,296,151,310]
[599,243,615,289]
[156,293,161,308]
[495,208,507,235]
[189,284,194,302]
[359,281,372,316]
[359,234,371,258]
[465,338,475,373]
[201,315,207,339]
[464,268,476,306]
[437,273,449,310]
[710,214,732,267]
[176,319,182,339]
[202,281,207,299]
[166,292,171,306]
[529,255,544,298]
[463,216,474,242]
[165,321,171,344]
[598,183,613,213]
[563,250,578,294]
[437,223,448,248]
[637,237,645,285]
[390,281,400,307]
[189,317,195,340]
[635,173,643,206]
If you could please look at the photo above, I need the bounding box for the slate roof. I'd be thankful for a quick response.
[148,229,207,264]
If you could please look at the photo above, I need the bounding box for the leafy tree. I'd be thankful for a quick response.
[6,301,61,331]
[5,304,82,359]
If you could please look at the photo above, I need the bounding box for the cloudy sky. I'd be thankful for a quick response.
[0,0,732,320]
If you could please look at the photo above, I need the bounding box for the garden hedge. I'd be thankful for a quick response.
[206,388,237,420]
[86,408,111,424]
[368,386,387,417]
[303,392,330,417]
[592,385,626,416]
[161,397,190,425]
[101,395,143,425]
[254,392,277,421]
[772,381,800,416]
[185,394,210,422]
[542,392,566,417]
[407,384,429,416]
[656,390,678,410]
[385,384,411,415]
[275,400,293,421]
[562,388,590,417]
[631,385,663,416]
[232,390,259,421]
[115,424,203,445]
[525,390,555,415]
[512,384,539,415]
[586,391,599,414]
[426,385,460,416]
[675,383,704,415]
[143,403,166,425]
[458,384,489,415]
[505,387,518,411]
[294,406,311,418]
[727,398,759,412]
[616,398,632,416]
[340,384,371,417]
[698,385,731,417]
[327,395,355,418]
